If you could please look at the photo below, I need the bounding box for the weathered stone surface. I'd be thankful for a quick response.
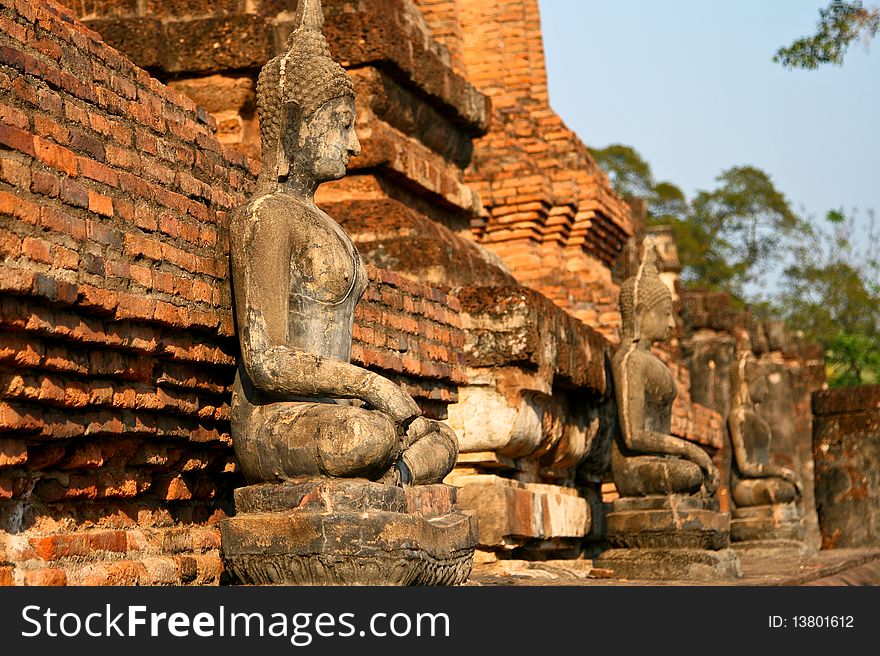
[447,370,611,471]
[813,386,880,548]
[594,547,741,581]
[457,286,608,392]
[611,241,720,498]
[610,493,715,512]
[727,353,807,551]
[600,241,736,577]
[80,0,489,132]
[813,384,880,416]
[730,501,808,556]
[450,474,590,550]
[730,508,805,543]
[325,197,516,290]
[220,506,477,586]
[229,0,459,488]
[234,479,408,515]
[605,508,730,550]
[682,288,824,549]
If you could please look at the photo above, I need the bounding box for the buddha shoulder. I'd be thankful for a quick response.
[612,344,654,369]
[232,193,314,231]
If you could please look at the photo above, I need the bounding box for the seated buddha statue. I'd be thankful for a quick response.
[611,243,719,497]
[229,0,458,487]
[727,353,802,506]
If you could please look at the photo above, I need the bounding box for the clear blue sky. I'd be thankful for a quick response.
[539,0,879,224]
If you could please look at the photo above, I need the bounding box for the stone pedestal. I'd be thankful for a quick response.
[220,479,478,585]
[730,502,810,555]
[447,473,591,557]
[594,495,742,580]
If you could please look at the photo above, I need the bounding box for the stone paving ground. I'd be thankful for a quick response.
[467,548,880,586]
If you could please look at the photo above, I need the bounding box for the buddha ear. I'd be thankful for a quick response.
[632,301,645,338]
[277,100,304,180]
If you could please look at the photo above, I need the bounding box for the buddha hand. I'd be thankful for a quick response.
[779,467,803,498]
[365,373,421,426]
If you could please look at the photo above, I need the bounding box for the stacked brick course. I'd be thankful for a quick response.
[436,0,633,340]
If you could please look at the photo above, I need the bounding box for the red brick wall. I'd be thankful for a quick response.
[452,0,632,340]
[0,0,467,585]
[0,0,246,586]
[412,0,469,77]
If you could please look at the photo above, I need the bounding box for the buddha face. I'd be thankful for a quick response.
[639,297,676,343]
[294,95,361,182]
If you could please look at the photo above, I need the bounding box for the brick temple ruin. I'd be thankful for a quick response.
[0,0,878,585]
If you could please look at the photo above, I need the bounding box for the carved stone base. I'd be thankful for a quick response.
[606,495,730,550]
[730,502,805,543]
[593,547,742,581]
[597,494,741,580]
[220,479,478,585]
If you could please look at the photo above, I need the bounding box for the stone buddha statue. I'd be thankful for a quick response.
[727,353,802,507]
[597,242,740,579]
[229,0,458,488]
[221,0,476,586]
[610,243,719,497]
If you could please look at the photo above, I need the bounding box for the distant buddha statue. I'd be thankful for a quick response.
[727,353,802,506]
[611,243,719,497]
[597,242,740,580]
[228,0,458,487]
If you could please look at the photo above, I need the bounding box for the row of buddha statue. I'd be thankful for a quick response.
[595,243,806,578]
[219,0,808,584]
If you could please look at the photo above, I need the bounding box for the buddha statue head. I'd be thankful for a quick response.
[256,0,360,188]
[619,241,676,343]
[730,352,767,407]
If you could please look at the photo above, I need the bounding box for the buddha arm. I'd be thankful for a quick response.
[616,353,719,492]
[728,409,801,492]
[728,407,767,478]
[231,207,420,425]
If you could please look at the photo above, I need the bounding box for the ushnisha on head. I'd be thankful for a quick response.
[730,352,767,406]
[256,0,361,187]
[618,242,676,343]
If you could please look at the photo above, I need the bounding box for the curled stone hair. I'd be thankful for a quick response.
[619,241,672,341]
[730,352,763,406]
[256,0,355,177]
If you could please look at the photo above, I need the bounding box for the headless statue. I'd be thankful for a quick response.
[611,243,719,497]
[727,353,802,507]
[229,0,458,487]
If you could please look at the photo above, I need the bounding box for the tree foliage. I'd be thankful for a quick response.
[592,144,690,225]
[774,0,880,69]
[682,167,804,296]
[592,144,658,200]
[594,143,803,297]
[775,209,880,386]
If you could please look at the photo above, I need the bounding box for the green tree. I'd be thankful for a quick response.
[679,166,803,296]
[775,209,880,386]
[594,143,803,297]
[592,144,655,199]
[774,1,879,69]
[592,144,688,222]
